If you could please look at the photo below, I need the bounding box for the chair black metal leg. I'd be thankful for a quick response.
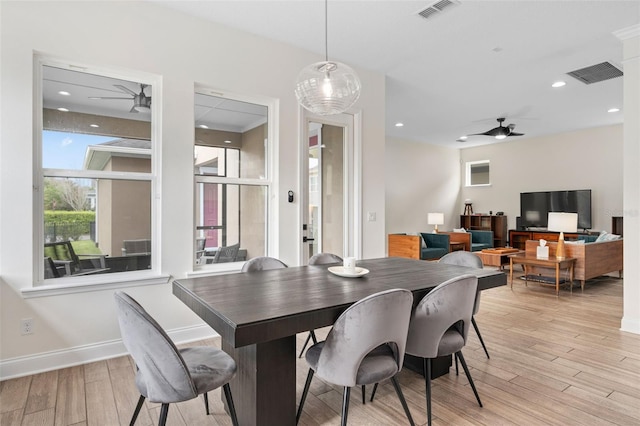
[296,369,314,424]
[370,382,379,402]
[130,395,145,426]
[158,403,169,426]
[391,375,415,426]
[456,351,483,407]
[425,358,432,426]
[472,316,490,359]
[298,332,313,358]
[455,354,459,376]
[203,392,209,415]
[341,387,351,426]
[310,329,318,344]
[222,383,239,426]
[361,385,366,404]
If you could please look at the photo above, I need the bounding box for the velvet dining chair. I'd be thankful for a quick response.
[296,288,415,426]
[298,252,344,358]
[402,274,482,426]
[241,256,288,272]
[114,291,239,426]
[438,250,490,359]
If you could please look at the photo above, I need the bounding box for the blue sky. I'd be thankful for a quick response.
[43,130,114,170]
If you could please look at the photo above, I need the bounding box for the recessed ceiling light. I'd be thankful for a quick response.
[224,140,232,144]
[395,122,404,127]
[552,81,566,88]
[608,108,620,113]
[459,135,467,140]
[199,124,209,129]
[57,107,69,112]
[90,124,99,128]
[58,91,71,96]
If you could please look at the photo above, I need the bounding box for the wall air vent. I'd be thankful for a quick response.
[566,61,623,85]
[418,0,460,20]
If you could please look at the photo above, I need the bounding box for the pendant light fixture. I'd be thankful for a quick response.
[295,0,361,115]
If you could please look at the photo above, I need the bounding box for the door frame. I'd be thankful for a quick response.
[298,109,362,265]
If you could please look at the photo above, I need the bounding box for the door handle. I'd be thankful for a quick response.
[303,237,315,243]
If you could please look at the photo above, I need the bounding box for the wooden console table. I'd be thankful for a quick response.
[508,253,576,297]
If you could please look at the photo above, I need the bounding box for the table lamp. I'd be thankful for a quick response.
[547,212,578,258]
[428,212,444,233]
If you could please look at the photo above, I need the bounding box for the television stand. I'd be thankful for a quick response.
[508,229,592,250]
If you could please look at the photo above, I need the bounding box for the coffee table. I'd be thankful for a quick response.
[477,247,522,270]
[508,253,576,297]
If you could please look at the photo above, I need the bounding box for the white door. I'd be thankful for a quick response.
[300,112,360,264]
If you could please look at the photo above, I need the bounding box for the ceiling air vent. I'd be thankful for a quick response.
[418,0,459,20]
[566,61,623,85]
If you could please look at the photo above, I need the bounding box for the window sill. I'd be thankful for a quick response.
[21,272,171,298]
[187,262,244,278]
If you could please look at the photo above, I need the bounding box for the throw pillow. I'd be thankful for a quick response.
[595,231,621,242]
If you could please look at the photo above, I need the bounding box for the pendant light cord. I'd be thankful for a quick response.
[324,0,329,62]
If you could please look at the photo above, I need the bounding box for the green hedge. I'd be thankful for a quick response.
[44,211,95,224]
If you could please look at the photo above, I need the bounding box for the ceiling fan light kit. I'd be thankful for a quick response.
[295,0,361,115]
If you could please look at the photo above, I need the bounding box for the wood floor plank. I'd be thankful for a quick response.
[54,366,86,426]
[21,407,55,426]
[0,409,23,426]
[0,375,31,413]
[24,370,58,415]
[85,378,119,426]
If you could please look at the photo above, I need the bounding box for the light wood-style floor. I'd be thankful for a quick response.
[2,271,639,426]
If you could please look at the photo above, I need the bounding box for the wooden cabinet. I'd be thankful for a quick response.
[508,230,585,250]
[460,215,508,248]
[612,216,623,236]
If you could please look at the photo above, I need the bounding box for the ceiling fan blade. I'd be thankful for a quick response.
[89,96,133,100]
[114,84,138,96]
[508,132,524,136]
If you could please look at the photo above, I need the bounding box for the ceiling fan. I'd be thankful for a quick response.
[463,117,524,141]
[89,84,151,113]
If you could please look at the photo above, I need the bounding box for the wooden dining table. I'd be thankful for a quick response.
[173,256,506,425]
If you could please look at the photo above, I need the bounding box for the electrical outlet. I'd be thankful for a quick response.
[21,318,34,335]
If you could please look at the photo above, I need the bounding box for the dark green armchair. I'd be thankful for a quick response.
[419,233,450,260]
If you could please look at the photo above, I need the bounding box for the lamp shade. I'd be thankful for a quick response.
[295,61,361,115]
[547,212,578,233]
[428,213,444,225]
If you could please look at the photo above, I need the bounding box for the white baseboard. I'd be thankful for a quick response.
[0,325,218,380]
[621,316,640,335]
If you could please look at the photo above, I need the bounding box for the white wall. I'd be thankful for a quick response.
[459,125,624,234]
[385,138,461,236]
[0,1,386,377]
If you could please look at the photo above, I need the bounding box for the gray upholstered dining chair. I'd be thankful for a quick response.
[296,288,415,426]
[309,252,343,265]
[241,256,288,272]
[403,274,483,426]
[114,291,239,426]
[438,251,490,359]
[299,252,345,358]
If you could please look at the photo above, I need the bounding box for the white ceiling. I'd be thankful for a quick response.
[154,0,639,148]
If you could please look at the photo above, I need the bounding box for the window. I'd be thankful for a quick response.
[36,58,158,285]
[194,90,271,267]
[466,160,490,186]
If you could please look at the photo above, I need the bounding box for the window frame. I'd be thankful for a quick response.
[32,55,163,290]
[192,85,276,273]
[465,160,491,187]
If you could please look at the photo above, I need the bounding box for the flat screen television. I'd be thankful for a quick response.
[520,189,592,230]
